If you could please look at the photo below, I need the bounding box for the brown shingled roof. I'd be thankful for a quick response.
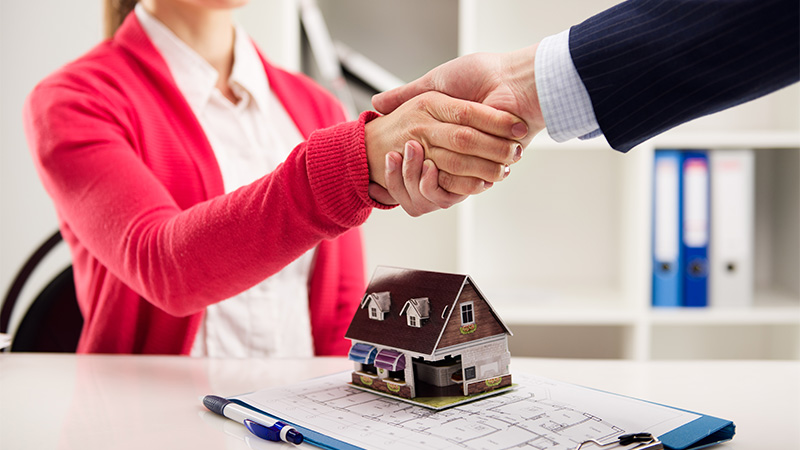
[345,266,510,355]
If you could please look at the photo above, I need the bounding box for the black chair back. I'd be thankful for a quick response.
[0,231,82,352]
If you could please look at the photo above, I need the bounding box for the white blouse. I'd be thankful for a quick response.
[135,4,315,358]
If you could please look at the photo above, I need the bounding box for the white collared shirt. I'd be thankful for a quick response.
[135,4,314,358]
[535,29,603,143]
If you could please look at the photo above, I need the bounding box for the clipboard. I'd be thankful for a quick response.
[224,371,734,450]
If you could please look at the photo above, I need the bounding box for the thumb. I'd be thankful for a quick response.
[367,182,399,206]
[372,75,435,114]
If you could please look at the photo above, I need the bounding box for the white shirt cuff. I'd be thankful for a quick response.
[535,29,602,142]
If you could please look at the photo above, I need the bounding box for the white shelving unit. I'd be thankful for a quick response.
[304,0,800,360]
[459,132,800,361]
[235,0,301,71]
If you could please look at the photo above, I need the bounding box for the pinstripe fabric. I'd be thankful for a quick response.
[570,0,800,152]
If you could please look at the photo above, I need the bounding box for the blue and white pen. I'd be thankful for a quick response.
[203,395,303,445]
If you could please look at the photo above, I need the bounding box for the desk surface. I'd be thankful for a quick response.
[1,354,797,449]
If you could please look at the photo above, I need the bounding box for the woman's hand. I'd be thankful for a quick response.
[368,141,467,217]
[364,91,527,196]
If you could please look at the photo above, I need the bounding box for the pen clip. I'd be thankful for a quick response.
[244,419,303,445]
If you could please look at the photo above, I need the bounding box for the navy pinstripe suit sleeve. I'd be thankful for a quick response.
[569,0,799,152]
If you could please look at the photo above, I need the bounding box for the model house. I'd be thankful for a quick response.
[345,266,513,400]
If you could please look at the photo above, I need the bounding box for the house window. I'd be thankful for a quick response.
[460,302,474,325]
[409,316,417,327]
[464,366,476,380]
[370,306,378,319]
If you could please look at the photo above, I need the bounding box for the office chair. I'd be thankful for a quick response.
[0,230,83,352]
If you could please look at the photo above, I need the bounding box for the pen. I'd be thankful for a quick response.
[203,394,303,445]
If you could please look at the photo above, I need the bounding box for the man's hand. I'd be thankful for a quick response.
[372,44,545,149]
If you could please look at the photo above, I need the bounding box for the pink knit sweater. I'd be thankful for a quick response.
[23,14,386,355]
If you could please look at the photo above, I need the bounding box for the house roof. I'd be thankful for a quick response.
[345,266,511,356]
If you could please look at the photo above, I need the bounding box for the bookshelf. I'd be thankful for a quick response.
[302,0,800,360]
[464,133,800,361]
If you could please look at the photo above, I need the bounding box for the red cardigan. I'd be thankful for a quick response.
[23,14,386,355]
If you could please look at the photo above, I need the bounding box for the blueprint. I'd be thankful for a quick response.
[233,371,698,450]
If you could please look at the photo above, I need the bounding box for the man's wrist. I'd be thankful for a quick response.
[505,44,546,135]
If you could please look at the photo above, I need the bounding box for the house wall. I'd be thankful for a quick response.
[403,354,415,397]
[466,374,513,396]
[438,284,507,348]
[351,372,413,399]
[459,339,511,395]
[405,310,422,327]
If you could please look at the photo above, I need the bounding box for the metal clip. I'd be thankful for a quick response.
[573,432,663,450]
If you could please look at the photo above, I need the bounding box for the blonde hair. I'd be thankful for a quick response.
[104,0,139,38]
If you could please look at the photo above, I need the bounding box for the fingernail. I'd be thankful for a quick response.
[513,144,523,162]
[386,154,397,173]
[484,181,494,190]
[503,164,511,178]
[404,142,416,161]
[512,122,528,138]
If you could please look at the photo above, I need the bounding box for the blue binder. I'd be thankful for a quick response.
[681,151,710,308]
[652,150,683,307]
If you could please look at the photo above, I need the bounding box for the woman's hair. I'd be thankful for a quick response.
[104,0,139,38]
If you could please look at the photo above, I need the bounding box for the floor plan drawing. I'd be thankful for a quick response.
[233,372,698,450]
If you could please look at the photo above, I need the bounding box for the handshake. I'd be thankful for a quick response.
[358,0,800,217]
[364,45,542,217]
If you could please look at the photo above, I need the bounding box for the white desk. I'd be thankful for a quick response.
[1,354,797,449]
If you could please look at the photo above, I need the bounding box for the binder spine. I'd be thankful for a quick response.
[681,151,710,308]
[709,149,755,308]
[652,150,683,307]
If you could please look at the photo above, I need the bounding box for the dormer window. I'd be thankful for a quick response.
[361,291,391,321]
[399,297,430,328]
[460,301,474,325]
